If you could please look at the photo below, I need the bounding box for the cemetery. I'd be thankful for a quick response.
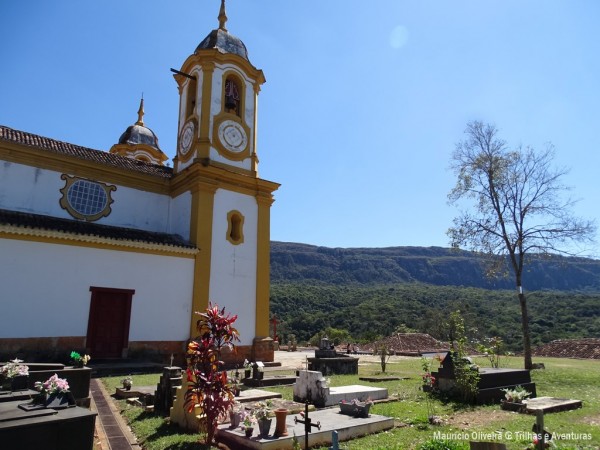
[1,333,598,449]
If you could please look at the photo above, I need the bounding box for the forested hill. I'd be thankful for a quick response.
[270,241,600,292]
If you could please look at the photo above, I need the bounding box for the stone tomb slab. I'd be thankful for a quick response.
[326,385,388,406]
[237,389,283,404]
[217,407,394,450]
[524,397,582,414]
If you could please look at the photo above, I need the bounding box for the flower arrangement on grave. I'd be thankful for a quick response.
[254,400,273,421]
[229,371,241,396]
[0,358,29,379]
[35,374,70,396]
[70,351,91,367]
[420,357,442,424]
[340,398,373,406]
[242,410,257,428]
[242,359,252,378]
[121,376,133,390]
[339,398,373,418]
[501,385,531,403]
[228,401,244,428]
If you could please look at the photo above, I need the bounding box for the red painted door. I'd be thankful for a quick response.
[86,287,134,359]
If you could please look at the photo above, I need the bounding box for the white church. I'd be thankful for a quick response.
[0,1,279,364]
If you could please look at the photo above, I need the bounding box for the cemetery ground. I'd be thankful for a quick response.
[100,353,600,450]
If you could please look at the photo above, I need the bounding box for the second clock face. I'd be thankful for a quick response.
[218,120,248,153]
[179,121,195,155]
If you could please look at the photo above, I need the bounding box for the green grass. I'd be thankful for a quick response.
[102,356,600,450]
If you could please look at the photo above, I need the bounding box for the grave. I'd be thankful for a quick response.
[243,361,296,388]
[170,379,283,432]
[154,365,182,415]
[216,406,394,450]
[432,352,536,404]
[293,370,387,408]
[24,365,92,408]
[522,396,582,414]
[307,337,358,375]
[0,400,97,450]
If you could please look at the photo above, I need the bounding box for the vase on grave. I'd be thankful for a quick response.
[11,375,29,391]
[244,426,254,438]
[244,368,252,379]
[229,411,242,428]
[1,377,11,391]
[45,391,76,409]
[274,408,288,437]
[257,418,272,437]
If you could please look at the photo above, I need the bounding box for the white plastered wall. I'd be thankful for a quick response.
[0,238,194,342]
[0,162,174,234]
[169,191,192,240]
[209,188,258,345]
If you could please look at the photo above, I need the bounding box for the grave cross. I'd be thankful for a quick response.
[294,400,321,450]
[269,315,280,341]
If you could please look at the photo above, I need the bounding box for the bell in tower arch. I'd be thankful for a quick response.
[224,78,240,115]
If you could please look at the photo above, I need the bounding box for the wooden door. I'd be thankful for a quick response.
[86,287,134,359]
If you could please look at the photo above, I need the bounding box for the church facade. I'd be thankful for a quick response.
[0,2,279,364]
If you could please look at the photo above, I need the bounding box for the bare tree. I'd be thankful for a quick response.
[447,121,596,369]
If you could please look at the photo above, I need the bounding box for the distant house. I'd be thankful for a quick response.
[533,339,600,359]
[0,3,279,364]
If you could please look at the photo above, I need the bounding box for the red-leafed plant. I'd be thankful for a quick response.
[185,303,240,445]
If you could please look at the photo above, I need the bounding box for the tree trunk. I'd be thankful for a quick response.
[518,292,533,370]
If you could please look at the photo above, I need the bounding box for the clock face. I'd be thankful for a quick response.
[179,121,195,155]
[218,120,248,153]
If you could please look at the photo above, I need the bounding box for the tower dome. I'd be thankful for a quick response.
[110,98,168,166]
[195,0,250,62]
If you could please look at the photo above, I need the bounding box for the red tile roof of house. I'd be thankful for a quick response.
[533,339,600,359]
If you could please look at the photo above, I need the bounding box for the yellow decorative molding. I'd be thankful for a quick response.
[0,224,198,258]
[170,160,279,200]
[226,210,244,245]
[189,188,215,337]
[255,193,272,337]
[109,143,168,166]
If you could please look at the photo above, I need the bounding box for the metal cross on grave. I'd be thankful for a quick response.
[269,315,280,342]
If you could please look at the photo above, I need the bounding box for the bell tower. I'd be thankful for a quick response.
[173,0,265,176]
[172,1,279,362]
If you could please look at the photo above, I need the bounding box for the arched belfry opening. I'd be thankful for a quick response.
[224,76,242,116]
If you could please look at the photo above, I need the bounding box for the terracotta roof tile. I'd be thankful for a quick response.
[359,333,450,356]
[533,338,600,359]
[0,208,193,249]
[0,125,173,179]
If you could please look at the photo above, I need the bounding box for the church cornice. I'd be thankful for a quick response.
[170,158,279,200]
[0,226,198,258]
[175,50,265,89]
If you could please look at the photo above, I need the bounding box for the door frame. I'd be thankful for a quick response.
[86,286,135,358]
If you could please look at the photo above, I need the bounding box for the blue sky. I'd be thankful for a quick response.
[1,1,598,250]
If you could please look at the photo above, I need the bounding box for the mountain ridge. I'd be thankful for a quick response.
[270,241,600,291]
